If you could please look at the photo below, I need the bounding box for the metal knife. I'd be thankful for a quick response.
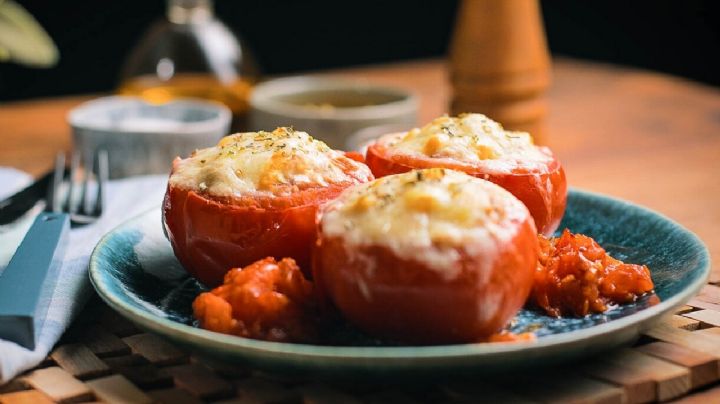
[0,169,56,225]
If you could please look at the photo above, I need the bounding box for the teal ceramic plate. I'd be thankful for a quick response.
[89,189,710,377]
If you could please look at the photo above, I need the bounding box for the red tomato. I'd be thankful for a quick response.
[365,141,567,236]
[163,156,372,287]
[313,218,539,344]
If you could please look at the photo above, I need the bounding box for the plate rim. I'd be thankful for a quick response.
[88,187,711,360]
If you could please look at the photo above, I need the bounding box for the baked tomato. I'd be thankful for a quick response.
[365,113,567,236]
[313,168,539,344]
[163,127,373,287]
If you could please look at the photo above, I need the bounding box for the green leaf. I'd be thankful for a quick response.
[0,0,59,67]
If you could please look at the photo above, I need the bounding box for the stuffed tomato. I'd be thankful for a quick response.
[163,127,373,287]
[365,113,566,235]
[314,168,539,344]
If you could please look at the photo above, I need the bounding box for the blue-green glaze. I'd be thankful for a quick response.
[89,189,710,377]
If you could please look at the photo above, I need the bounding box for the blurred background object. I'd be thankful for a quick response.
[249,77,417,149]
[0,0,58,67]
[117,0,258,130]
[449,0,550,141]
[346,123,414,153]
[0,0,717,101]
[69,96,230,178]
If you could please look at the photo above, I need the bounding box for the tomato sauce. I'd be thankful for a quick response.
[530,229,655,317]
[487,331,537,343]
[192,257,320,343]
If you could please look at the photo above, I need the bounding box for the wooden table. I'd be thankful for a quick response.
[1,58,720,403]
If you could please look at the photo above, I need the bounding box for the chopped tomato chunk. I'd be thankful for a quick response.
[530,229,655,317]
[487,331,537,343]
[193,257,320,342]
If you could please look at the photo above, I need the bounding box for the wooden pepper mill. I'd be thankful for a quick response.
[449,0,550,142]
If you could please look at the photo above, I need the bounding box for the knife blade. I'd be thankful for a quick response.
[0,169,55,225]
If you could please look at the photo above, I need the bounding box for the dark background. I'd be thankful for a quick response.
[1,0,718,101]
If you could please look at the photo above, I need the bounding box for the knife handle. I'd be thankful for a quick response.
[0,169,54,225]
[0,212,70,349]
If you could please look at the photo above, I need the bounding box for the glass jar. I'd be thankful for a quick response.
[118,0,259,130]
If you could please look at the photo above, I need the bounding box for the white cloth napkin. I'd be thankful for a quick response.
[0,168,168,383]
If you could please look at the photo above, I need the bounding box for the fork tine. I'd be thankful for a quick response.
[93,150,108,218]
[79,153,94,215]
[66,152,81,214]
[46,153,65,213]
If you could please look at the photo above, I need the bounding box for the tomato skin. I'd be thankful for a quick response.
[163,185,320,287]
[313,218,539,344]
[489,163,567,237]
[365,143,567,236]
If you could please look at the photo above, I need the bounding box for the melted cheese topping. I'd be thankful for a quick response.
[169,127,372,197]
[321,168,531,277]
[379,113,554,174]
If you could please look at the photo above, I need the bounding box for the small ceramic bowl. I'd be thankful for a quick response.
[69,96,231,178]
[249,77,418,150]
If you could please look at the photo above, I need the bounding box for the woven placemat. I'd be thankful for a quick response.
[3,285,720,403]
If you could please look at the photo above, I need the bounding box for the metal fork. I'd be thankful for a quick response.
[47,150,108,226]
[0,150,108,349]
